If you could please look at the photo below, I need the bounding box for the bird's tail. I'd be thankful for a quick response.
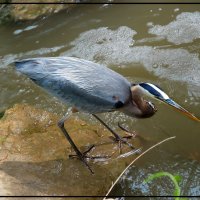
[15,59,38,72]
[15,59,46,81]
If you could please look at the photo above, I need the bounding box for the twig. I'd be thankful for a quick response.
[103,136,176,199]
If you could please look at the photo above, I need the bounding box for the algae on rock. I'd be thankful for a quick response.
[0,0,77,24]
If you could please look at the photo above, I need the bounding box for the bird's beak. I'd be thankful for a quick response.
[159,98,200,122]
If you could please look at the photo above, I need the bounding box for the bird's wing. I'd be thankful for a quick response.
[15,57,131,113]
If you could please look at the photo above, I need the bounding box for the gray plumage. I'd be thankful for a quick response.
[15,57,131,113]
[14,56,195,174]
[15,56,162,173]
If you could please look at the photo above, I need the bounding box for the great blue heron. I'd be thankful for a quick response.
[15,57,200,173]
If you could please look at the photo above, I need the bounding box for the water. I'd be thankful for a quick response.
[1,3,200,196]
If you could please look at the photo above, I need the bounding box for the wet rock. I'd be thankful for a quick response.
[0,0,77,24]
[0,104,141,196]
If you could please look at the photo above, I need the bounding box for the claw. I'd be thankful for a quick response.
[81,156,94,174]
[118,122,137,138]
[69,144,111,174]
[69,152,94,174]
[109,134,135,153]
[83,145,95,155]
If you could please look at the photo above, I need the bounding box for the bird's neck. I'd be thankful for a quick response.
[129,85,156,118]
[130,86,146,110]
[120,86,144,118]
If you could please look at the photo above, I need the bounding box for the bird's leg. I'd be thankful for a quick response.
[57,110,94,174]
[92,114,134,151]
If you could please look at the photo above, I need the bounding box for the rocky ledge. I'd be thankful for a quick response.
[0,104,141,196]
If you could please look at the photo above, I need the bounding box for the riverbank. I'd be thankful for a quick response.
[0,0,77,25]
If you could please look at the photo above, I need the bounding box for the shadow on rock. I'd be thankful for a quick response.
[0,158,112,196]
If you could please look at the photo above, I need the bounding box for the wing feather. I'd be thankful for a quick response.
[15,57,131,113]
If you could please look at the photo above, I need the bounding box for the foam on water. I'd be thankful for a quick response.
[0,45,64,68]
[63,26,137,65]
[13,25,38,35]
[63,26,200,94]
[148,12,200,45]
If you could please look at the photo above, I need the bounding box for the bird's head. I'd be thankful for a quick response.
[134,82,200,122]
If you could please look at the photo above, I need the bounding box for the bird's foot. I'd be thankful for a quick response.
[69,145,95,174]
[69,145,110,174]
[108,123,138,154]
[109,134,135,154]
[69,144,110,159]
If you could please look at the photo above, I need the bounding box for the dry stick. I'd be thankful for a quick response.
[104,136,176,199]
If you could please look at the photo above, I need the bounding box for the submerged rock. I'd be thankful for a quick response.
[0,104,141,196]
